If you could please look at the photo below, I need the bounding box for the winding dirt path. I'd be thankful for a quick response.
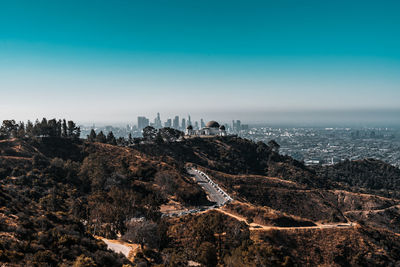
[215,207,356,231]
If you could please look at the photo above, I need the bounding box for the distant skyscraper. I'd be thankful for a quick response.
[236,120,241,131]
[154,112,162,129]
[173,115,180,129]
[195,121,199,129]
[200,118,205,128]
[181,118,186,130]
[137,116,149,130]
[165,118,172,128]
[188,115,192,127]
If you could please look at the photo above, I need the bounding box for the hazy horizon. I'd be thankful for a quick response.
[58,108,400,128]
[1,1,400,125]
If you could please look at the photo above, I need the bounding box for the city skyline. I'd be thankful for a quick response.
[1,1,400,125]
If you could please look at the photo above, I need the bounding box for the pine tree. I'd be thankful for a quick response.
[96,131,106,143]
[17,121,25,138]
[67,121,76,137]
[62,119,67,137]
[106,131,117,145]
[40,118,49,136]
[26,120,34,137]
[88,129,97,142]
[128,133,133,143]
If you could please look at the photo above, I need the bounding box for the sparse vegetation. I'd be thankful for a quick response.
[1,119,400,266]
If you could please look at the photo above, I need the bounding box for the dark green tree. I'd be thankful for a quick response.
[40,118,49,136]
[123,220,159,249]
[17,121,26,138]
[88,129,97,142]
[155,132,164,144]
[26,120,34,137]
[0,120,18,138]
[128,133,133,143]
[142,126,157,141]
[268,140,280,153]
[159,127,183,142]
[106,131,117,145]
[62,119,68,137]
[95,131,106,143]
[198,242,217,267]
[67,121,76,137]
[48,119,58,137]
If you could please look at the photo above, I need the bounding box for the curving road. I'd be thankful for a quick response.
[163,168,356,231]
[187,167,232,206]
[162,168,233,217]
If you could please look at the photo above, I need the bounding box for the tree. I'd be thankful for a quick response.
[40,118,49,136]
[123,220,159,249]
[67,121,76,137]
[142,126,157,141]
[17,121,26,138]
[32,119,40,136]
[26,120,34,137]
[158,127,183,142]
[88,129,97,142]
[154,171,178,195]
[96,131,106,143]
[56,119,62,137]
[155,132,164,144]
[73,254,97,267]
[67,120,80,139]
[48,119,58,137]
[117,137,126,146]
[128,133,133,144]
[62,119,68,137]
[106,131,117,145]
[76,126,81,139]
[0,120,18,138]
[268,140,280,153]
[198,242,217,267]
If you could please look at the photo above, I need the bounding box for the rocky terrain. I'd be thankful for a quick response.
[1,132,400,266]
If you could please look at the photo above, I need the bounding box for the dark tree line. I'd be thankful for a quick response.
[87,129,118,145]
[86,126,184,146]
[0,118,80,140]
[143,126,183,143]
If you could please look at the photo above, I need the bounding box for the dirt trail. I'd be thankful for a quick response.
[0,155,32,160]
[95,237,139,262]
[215,208,356,231]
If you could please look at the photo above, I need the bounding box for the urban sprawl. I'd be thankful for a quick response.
[81,113,400,168]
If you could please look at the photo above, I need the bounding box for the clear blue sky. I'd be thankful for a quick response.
[1,0,399,125]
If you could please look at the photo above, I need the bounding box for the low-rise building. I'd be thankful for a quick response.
[186,120,227,137]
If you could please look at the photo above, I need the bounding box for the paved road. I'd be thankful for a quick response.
[166,168,356,231]
[187,168,232,206]
[162,168,233,217]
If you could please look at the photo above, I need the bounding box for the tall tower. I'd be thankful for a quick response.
[154,112,162,129]
[188,115,192,127]
[138,116,149,130]
[173,116,180,129]
[181,118,186,130]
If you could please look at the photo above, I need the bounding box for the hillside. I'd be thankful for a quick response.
[135,136,327,188]
[0,135,400,266]
[313,158,400,199]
